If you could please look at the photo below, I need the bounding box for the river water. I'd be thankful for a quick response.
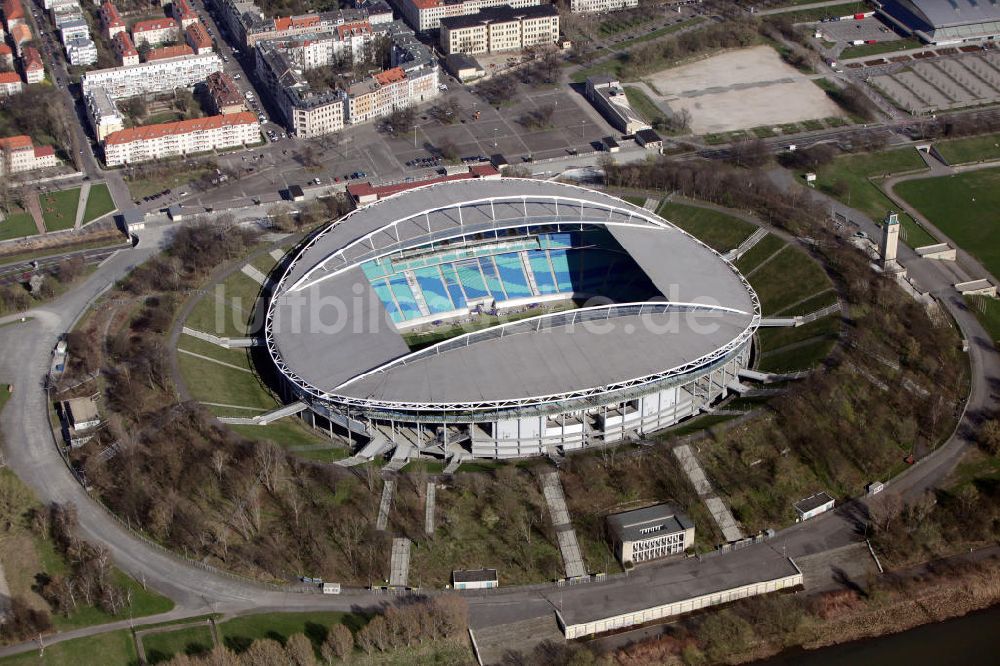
[755,604,1000,666]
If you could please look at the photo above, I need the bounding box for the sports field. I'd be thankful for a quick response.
[895,167,1000,277]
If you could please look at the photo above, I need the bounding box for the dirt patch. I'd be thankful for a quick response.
[639,46,844,134]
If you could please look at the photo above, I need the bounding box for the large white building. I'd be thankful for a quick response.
[569,0,637,13]
[82,52,223,99]
[85,86,125,141]
[398,0,542,32]
[0,135,59,176]
[131,17,179,47]
[440,4,559,55]
[102,111,260,166]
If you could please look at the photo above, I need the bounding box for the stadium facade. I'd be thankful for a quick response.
[877,0,1000,45]
[264,180,760,459]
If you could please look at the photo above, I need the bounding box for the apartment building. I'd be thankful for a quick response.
[185,21,213,54]
[0,43,12,69]
[171,0,199,29]
[82,52,222,99]
[239,5,391,47]
[398,0,542,32]
[569,0,637,12]
[0,135,59,176]
[9,23,30,54]
[131,18,178,47]
[2,0,24,31]
[146,44,193,61]
[606,504,695,565]
[0,70,22,95]
[85,86,125,140]
[113,30,139,66]
[103,111,260,166]
[440,3,558,55]
[204,71,246,114]
[59,17,89,42]
[99,1,125,39]
[254,42,346,137]
[65,35,98,65]
[21,45,43,83]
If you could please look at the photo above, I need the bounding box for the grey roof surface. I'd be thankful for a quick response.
[549,543,800,626]
[794,492,835,514]
[453,568,498,583]
[268,180,757,404]
[607,503,694,543]
[439,3,558,30]
[904,0,1000,29]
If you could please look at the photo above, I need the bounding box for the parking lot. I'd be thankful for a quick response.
[815,16,898,44]
[870,50,1000,113]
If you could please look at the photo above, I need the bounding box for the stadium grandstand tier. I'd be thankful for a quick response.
[264,180,760,459]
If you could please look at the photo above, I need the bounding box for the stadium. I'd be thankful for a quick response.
[878,0,1000,45]
[264,179,760,460]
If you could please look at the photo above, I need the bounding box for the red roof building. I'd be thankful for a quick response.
[10,23,31,46]
[21,46,43,84]
[0,44,13,69]
[145,44,193,61]
[171,0,199,28]
[131,18,178,47]
[99,2,126,39]
[347,165,500,203]
[113,31,139,66]
[2,0,24,30]
[184,21,213,54]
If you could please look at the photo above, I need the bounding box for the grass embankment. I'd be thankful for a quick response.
[895,167,1000,276]
[0,211,37,241]
[184,270,263,338]
[839,37,922,60]
[965,294,1000,345]
[811,147,936,247]
[657,201,755,253]
[142,625,214,664]
[38,188,81,232]
[934,132,1000,165]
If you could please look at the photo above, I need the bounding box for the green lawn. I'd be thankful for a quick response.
[772,289,838,317]
[811,147,936,247]
[0,211,38,241]
[839,37,922,60]
[0,630,137,666]
[658,201,756,253]
[177,353,276,411]
[757,314,841,352]
[758,337,836,372]
[747,246,834,315]
[228,420,336,449]
[965,294,1000,345]
[624,86,665,125]
[81,183,116,224]
[48,570,174,631]
[39,188,81,232]
[142,624,214,664]
[663,413,738,438]
[935,132,1000,165]
[735,234,786,273]
[218,611,364,654]
[895,168,1000,277]
[184,272,263,338]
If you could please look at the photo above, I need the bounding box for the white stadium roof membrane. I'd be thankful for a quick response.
[265,179,759,413]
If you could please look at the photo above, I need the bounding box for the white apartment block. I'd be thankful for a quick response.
[399,0,541,32]
[103,111,260,166]
[44,0,78,10]
[0,135,59,176]
[58,17,89,42]
[82,52,222,99]
[569,0,637,13]
[85,86,125,141]
[440,4,559,55]
[346,64,438,124]
[65,36,98,66]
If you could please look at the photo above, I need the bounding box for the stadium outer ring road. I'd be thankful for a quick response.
[263,178,761,459]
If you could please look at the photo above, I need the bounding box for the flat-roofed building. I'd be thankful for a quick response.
[569,0,637,13]
[185,21,213,54]
[452,569,498,590]
[443,52,485,81]
[85,86,125,141]
[607,504,694,565]
[65,36,98,66]
[131,17,179,47]
[64,396,101,431]
[0,134,58,175]
[585,74,650,134]
[440,3,559,55]
[21,46,44,83]
[880,0,1000,45]
[82,52,223,99]
[398,0,542,32]
[113,30,139,66]
[205,70,247,114]
[793,492,835,522]
[103,111,260,165]
[99,1,125,39]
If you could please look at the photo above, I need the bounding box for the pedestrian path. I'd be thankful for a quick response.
[376,478,395,531]
[73,181,91,230]
[388,538,411,587]
[241,264,268,286]
[425,482,436,535]
[540,473,587,579]
[673,444,744,542]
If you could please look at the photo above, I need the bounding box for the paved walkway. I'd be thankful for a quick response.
[425,482,436,535]
[176,348,252,373]
[540,473,586,579]
[24,190,45,235]
[73,182,91,231]
[388,538,411,587]
[240,264,267,286]
[673,444,744,543]
[376,478,395,531]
